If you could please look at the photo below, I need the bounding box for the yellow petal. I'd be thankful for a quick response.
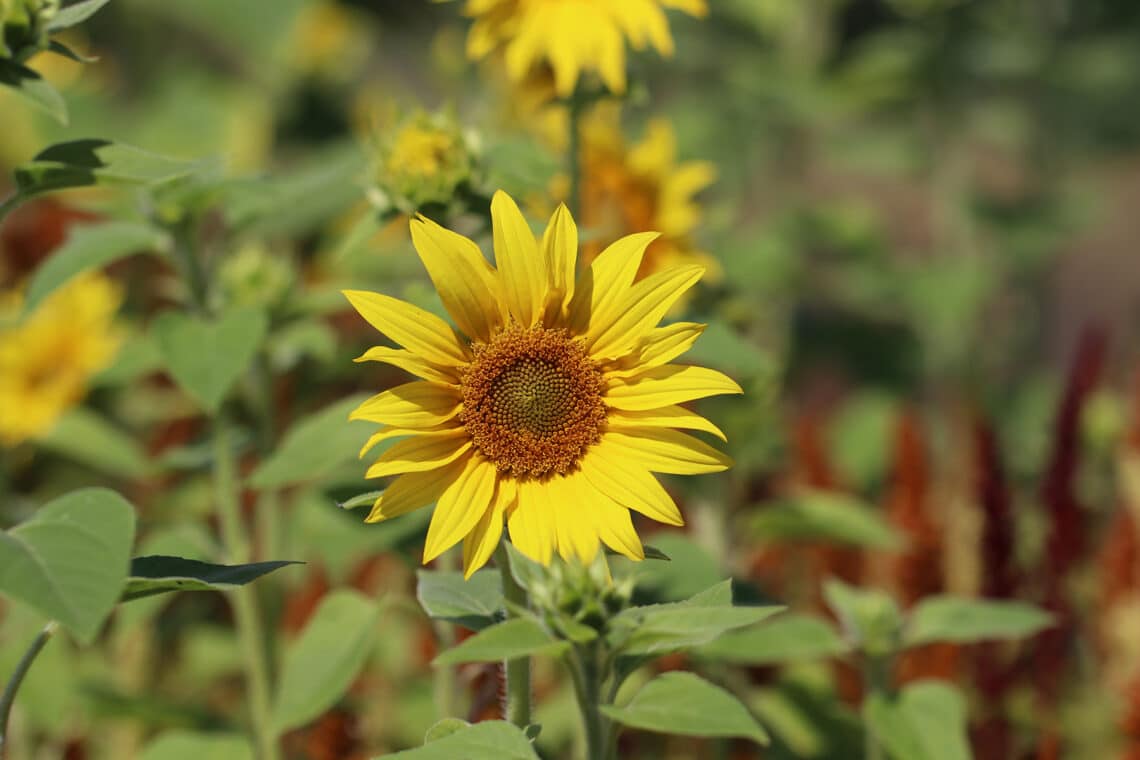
[359,424,454,458]
[410,216,505,342]
[364,457,466,523]
[607,405,727,442]
[365,430,471,479]
[587,265,704,360]
[491,191,545,326]
[549,473,599,564]
[343,290,469,367]
[354,345,458,384]
[568,231,658,333]
[600,428,733,475]
[607,322,704,377]
[587,487,645,561]
[540,204,577,321]
[349,381,461,427]
[423,455,498,563]
[462,478,514,578]
[578,446,684,526]
[606,365,742,411]
[508,477,556,565]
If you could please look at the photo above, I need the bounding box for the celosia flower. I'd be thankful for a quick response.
[345,190,739,576]
[572,113,717,281]
[0,272,122,446]
[463,0,707,97]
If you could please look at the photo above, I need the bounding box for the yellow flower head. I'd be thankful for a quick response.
[464,0,707,97]
[374,114,476,212]
[0,272,123,447]
[345,190,740,576]
[573,113,717,282]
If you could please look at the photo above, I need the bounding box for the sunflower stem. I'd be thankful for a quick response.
[567,87,586,219]
[213,416,280,760]
[566,642,609,760]
[495,542,532,728]
[0,622,56,760]
[432,550,459,719]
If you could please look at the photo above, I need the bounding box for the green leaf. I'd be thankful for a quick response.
[376,720,539,759]
[0,488,135,643]
[337,490,383,510]
[0,59,67,123]
[46,0,112,31]
[612,581,784,657]
[432,617,567,666]
[696,614,849,664]
[153,308,268,413]
[865,681,972,760]
[601,672,768,744]
[122,556,301,602]
[37,407,153,479]
[904,597,1053,647]
[424,718,471,743]
[272,590,379,733]
[416,570,503,631]
[822,579,902,657]
[626,533,722,602]
[752,490,903,549]
[14,140,205,198]
[47,40,99,63]
[24,221,167,312]
[248,394,373,488]
[138,731,252,760]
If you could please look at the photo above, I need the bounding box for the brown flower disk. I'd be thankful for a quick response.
[460,324,606,478]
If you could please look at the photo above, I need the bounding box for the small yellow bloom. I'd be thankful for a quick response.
[464,0,707,97]
[373,114,476,212]
[345,190,740,576]
[571,113,718,282]
[0,272,122,447]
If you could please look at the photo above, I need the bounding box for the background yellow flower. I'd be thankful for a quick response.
[0,272,123,447]
[464,0,707,96]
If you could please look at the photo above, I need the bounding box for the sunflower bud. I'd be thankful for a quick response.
[2,0,58,60]
[369,112,477,214]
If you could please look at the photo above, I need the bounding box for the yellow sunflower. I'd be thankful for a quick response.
[0,272,123,447]
[464,0,708,97]
[345,190,739,576]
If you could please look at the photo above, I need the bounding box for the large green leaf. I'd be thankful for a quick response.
[14,140,206,198]
[601,672,768,744]
[752,491,903,549]
[248,394,372,488]
[865,681,972,760]
[37,407,153,479]
[153,308,268,413]
[23,221,167,312]
[904,597,1053,647]
[122,556,301,602]
[416,570,503,631]
[376,720,539,759]
[272,590,379,732]
[138,731,252,760]
[696,614,849,664]
[432,618,567,666]
[0,489,135,643]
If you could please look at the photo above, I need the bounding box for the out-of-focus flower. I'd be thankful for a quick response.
[218,243,295,310]
[0,272,122,447]
[568,113,718,282]
[344,190,739,576]
[463,0,707,97]
[286,0,370,80]
[370,112,478,213]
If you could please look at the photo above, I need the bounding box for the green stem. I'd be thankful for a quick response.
[495,542,531,728]
[0,622,56,760]
[432,550,459,719]
[170,219,209,314]
[861,654,892,760]
[566,643,609,760]
[213,417,279,760]
[566,88,586,219]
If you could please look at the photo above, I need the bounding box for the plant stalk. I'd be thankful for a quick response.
[213,417,280,760]
[567,88,586,219]
[0,622,57,760]
[495,542,531,728]
[861,653,892,760]
[432,550,459,719]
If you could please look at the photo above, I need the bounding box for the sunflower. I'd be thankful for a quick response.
[345,190,739,576]
[0,272,122,447]
[463,0,707,97]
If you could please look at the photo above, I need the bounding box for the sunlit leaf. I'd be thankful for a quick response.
[416,570,503,631]
[601,672,769,743]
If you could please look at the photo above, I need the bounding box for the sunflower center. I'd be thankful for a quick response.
[460,325,606,478]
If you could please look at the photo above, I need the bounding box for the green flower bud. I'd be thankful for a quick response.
[2,0,58,59]
[370,111,478,214]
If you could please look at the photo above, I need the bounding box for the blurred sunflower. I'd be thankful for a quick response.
[371,113,477,213]
[0,272,123,447]
[570,113,718,282]
[345,190,739,575]
[463,0,707,97]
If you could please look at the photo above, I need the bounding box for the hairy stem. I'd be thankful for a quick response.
[495,542,531,728]
[214,417,279,760]
[0,622,57,760]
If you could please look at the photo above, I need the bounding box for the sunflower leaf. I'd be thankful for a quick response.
[903,597,1053,647]
[864,681,971,760]
[121,556,301,602]
[416,569,503,631]
[377,720,539,759]
[432,617,567,666]
[695,614,850,664]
